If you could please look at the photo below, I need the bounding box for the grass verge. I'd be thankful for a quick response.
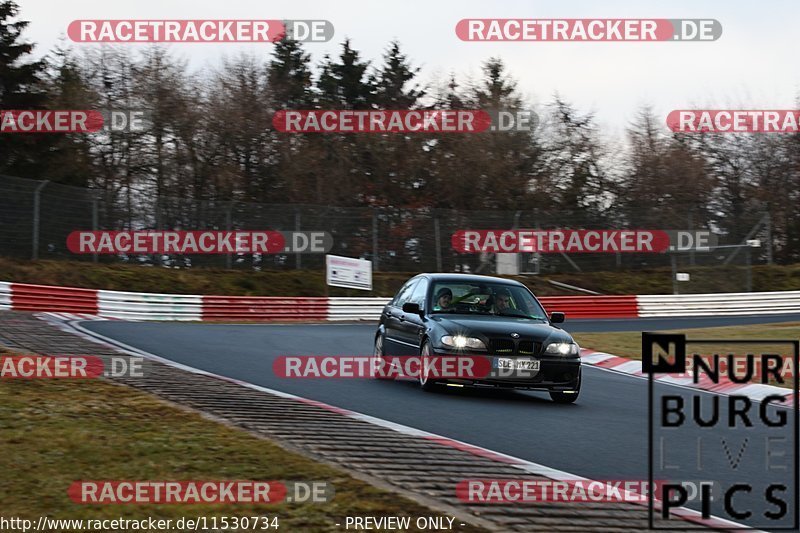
[0,372,486,532]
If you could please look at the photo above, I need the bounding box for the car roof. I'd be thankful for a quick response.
[415,273,525,287]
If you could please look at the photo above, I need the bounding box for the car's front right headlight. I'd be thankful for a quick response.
[544,342,579,356]
[441,335,486,350]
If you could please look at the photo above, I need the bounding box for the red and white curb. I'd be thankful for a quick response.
[35,314,756,531]
[38,312,111,322]
[581,348,796,406]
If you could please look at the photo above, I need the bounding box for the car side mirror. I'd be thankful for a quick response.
[549,312,565,324]
[402,302,422,316]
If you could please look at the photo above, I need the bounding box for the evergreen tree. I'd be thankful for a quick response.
[471,57,520,110]
[0,0,48,177]
[541,97,608,221]
[374,41,423,109]
[316,39,374,109]
[267,38,314,202]
[41,43,96,186]
[267,37,313,109]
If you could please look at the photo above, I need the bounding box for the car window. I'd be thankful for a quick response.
[409,278,429,308]
[429,281,547,319]
[391,279,418,308]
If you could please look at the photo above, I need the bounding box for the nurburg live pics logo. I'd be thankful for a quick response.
[643,332,799,529]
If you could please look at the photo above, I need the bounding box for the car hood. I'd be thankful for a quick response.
[430,315,573,344]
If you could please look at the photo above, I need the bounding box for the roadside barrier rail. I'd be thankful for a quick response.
[1,282,798,321]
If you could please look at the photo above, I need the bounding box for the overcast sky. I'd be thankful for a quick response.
[17,0,800,137]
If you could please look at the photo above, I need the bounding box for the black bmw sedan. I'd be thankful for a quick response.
[373,273,582,403]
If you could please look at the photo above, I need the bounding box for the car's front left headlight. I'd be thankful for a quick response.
[544,342,580,356]
[441,335,487,350]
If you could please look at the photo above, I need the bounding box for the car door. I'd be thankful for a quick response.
[383,279,418,356]
[396,277,429,353]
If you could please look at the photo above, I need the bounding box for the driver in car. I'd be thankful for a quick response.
[492,289,512,314]
[433,287,453,311]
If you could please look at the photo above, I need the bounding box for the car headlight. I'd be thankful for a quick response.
[441,335,486,350]
[544,342,579,356]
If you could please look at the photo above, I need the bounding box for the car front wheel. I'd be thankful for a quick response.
[419,340,440,391]
[373,334,390,380]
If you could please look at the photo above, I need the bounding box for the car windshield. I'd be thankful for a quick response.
[430,281,548,320]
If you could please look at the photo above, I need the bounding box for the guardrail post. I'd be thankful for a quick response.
[31,180,49,260]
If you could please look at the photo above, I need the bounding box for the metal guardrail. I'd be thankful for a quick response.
[540,295,639,318]
[98,290,203,321]
[2,282,800,320]
[637,291,800,317]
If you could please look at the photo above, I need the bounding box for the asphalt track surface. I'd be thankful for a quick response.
[84,315,800,530]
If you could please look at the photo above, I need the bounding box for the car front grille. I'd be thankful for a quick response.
[488,338,540,357]
[489,339,515,355]
[518,340,538,355]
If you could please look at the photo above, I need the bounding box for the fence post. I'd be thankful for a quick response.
[765,212,773,265]
[31,180,49,260]
[688,211,695,266]
[723,214,767,266]
[512,210,520,274]
[225,202,232,269]
[746,247,752,292]
[295,210,301,270]
[372,210,379,272]
[671,253,678,295]
[434,214,442,272]
[92,196,99,263]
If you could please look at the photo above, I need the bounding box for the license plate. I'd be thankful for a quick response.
[496,358,540,371]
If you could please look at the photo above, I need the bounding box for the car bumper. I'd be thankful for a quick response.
[429,347,581,391]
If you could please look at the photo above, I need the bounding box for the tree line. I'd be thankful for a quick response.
[1,1,798,262]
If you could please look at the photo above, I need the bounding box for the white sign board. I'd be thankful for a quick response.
[326,255,373,291]
[496,253,519,275]
[676,272,691,282]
